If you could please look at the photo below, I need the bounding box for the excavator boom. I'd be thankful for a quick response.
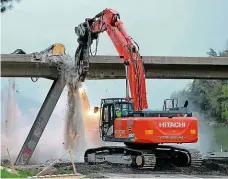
[75,8,147,111]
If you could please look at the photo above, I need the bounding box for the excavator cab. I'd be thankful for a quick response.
[99,98,134,140]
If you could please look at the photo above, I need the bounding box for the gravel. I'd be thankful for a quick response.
[52,159,228,176]
[12,159,228,177]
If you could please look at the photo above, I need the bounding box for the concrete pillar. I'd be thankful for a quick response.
[14,76,66,165]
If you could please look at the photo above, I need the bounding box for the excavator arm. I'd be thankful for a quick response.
[75,8,148,111]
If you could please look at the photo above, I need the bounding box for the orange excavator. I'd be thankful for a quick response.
[74,8,202,169]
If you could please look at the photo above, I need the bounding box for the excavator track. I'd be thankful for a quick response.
[184,147,203,168]
[84,146,157,169]
[153,145,203,168]
[84,145,203,170]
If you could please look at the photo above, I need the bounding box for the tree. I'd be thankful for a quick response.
[207,48,217,57]
[172,41,228,123]
[1,0,21,13]
[219,86,228,122]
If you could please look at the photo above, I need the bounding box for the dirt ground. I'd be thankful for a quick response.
[11,157,228,178]
[53,160,228,176]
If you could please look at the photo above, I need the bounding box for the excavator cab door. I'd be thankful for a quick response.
[100,103,115,140]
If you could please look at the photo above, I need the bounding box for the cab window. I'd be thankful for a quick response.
[121,103,133,112]
[103,105,109,122]
[114,103,133,117]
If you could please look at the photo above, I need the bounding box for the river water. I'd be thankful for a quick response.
[210,125,228,151]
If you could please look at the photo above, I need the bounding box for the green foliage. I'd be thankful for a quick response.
[172,44,228,123]
[0,168,32,178]
[220,86,228,120]
[207,48,217,56]
[1,0,21,13]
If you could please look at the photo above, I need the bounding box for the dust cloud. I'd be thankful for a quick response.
[193,112,217,153]
[2,79,20,137]
[1,79,22,162]
[173,96,217,154]
[1,54,103,164]
[57,54,103,162]
[63,81,104,161]
[1,80,102,164]
[63,82,88,162]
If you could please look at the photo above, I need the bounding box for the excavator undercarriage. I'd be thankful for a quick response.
[84,145,203,169]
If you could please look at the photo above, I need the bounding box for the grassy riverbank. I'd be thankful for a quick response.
[0,167,32,178]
